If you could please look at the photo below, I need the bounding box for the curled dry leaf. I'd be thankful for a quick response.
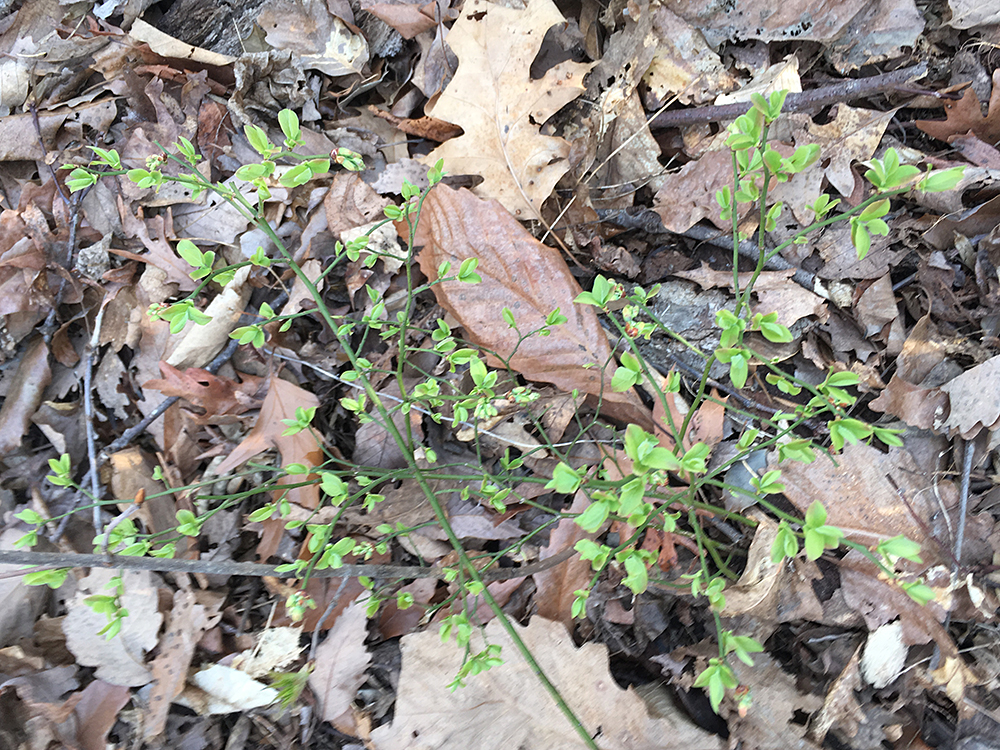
[421,0,594,218]
[414,186,652,430]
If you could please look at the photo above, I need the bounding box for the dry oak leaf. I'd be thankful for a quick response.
[143,362,264,420]
[936,353,1000,439]
[414,186,652,429]
[420,0,594,218]
[917,69,1000,146]
[370,616,722,749]
[773,442,940,558]
[214,375,323,509]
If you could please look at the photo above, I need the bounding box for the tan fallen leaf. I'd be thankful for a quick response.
[937,354,1000,439]
[62,570,163,688]
[421,0,593,218]
[371,616,722,749]
[308,599,372,726]
[142,589,218,739]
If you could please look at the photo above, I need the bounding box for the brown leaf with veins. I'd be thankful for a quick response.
[142,589,219,739]
[214,375,323,509]
[143,362,264,421]
[414,186,652,429]
[371,616,721,749]
[421,0,594,218]
[917,69,1000,146]
[774,442,941,559]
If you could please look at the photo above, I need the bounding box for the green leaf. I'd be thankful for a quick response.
[279,162,312,188]
[919,166,965,193]
[901,580,935,605]
[622,553,649,595]
[245,124,272,157]
[176,239,206,268]
[826,371,860,387]
[574,500,610,532]
[278,109,301,145]
[850,219,871,259]
[878,535,923,563]
[618,476,647,517]
[545,462,582,494]
[804,500,827,528]
[66,167,97,193]
[770,522,799,563]
[729,353,748,389]
[610,365,640,392]
[458,257,481,283]
[760,320,793,343]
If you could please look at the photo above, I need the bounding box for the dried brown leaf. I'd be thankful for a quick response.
[869,375,948,430]
[143,362,264,419]
[324,172,390,240]
[143,590,216,739]
[414,186,652,429]
[652,150,735,233]
[917,70,1000,145]
[72,680,132,750]
[809,646,865,744]
[0,337,50,454]
[533,492,597,627]
[371,616,722,749]
[308,599,372,724]
[937,354,1000,439]
[674,263,828,328]
[214,375,323,509]
[774,442,939,556]
[421,0,594,218]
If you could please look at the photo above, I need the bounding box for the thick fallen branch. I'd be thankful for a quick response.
[649,62,930,129]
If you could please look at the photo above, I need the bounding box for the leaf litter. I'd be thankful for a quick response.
[0,0,999,749]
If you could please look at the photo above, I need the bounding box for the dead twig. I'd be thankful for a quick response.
[0,546,577,582]
[648,63,930,130]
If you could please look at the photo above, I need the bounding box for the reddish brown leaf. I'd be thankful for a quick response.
[916,69,1000,146]
[214,375,323,509]
[72,680,131,750]
[367,106,463,141]
[143,362,264,420]
[414,186,652,429]
[533,492,597,627]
